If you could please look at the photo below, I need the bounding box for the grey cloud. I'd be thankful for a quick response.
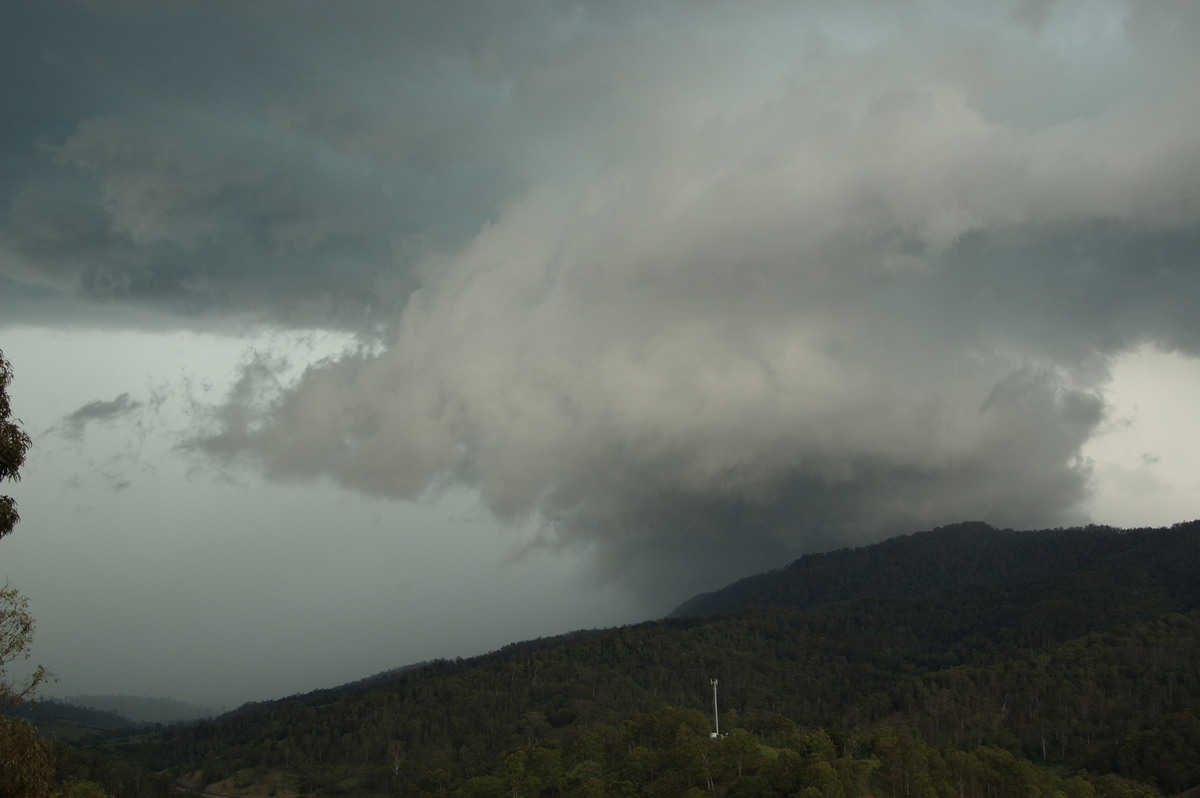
[2,110,428,328]
[3,1,1046,330]
[12,1,1200,604]
[66,470,133,495]
[0,1,565,329]
[59,393,143,440]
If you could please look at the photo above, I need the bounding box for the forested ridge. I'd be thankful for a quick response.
[72,521,1200,796]
[672,521,1200,617]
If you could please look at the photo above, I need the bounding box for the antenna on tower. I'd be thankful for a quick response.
[710,678,722,739]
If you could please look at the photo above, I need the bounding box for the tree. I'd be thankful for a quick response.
[0,349,43,708]
[1,349,32,541]
[1,587,48,710]
[0,712,56,798]
[1,350,58,797]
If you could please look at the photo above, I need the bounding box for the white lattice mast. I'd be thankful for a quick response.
[710,678,720,738]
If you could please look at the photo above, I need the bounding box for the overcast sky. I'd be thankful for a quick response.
[2,0,1200,710]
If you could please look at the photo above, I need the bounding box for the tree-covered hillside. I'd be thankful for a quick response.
[672,521,1200,617]
[85,521,1200,797]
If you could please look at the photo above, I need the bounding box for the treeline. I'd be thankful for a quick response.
[862,611,1200,794]
[84,522,1200,796]
[53,743,188,798]
[436,707,1162,798]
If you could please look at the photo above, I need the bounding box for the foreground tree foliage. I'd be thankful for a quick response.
[0,707,57,798]
[87,522,1200,797]
[1,348,33,541]
[452,708,1160,798]
[1,586,49,712]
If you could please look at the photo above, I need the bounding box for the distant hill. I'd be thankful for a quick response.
[91,520,1200,797]
[9,698,138,742]
[671,519,1200,617]
[54,694,216,725]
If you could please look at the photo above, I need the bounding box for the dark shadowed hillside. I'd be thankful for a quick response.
[672,520,1200,617]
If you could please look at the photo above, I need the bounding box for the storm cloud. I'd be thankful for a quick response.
[7,1,1200,601]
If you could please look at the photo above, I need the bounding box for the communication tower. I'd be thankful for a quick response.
[710,678,721,739]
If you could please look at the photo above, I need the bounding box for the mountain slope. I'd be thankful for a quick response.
[93,521,1200,797]
[671,520,1200,617]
